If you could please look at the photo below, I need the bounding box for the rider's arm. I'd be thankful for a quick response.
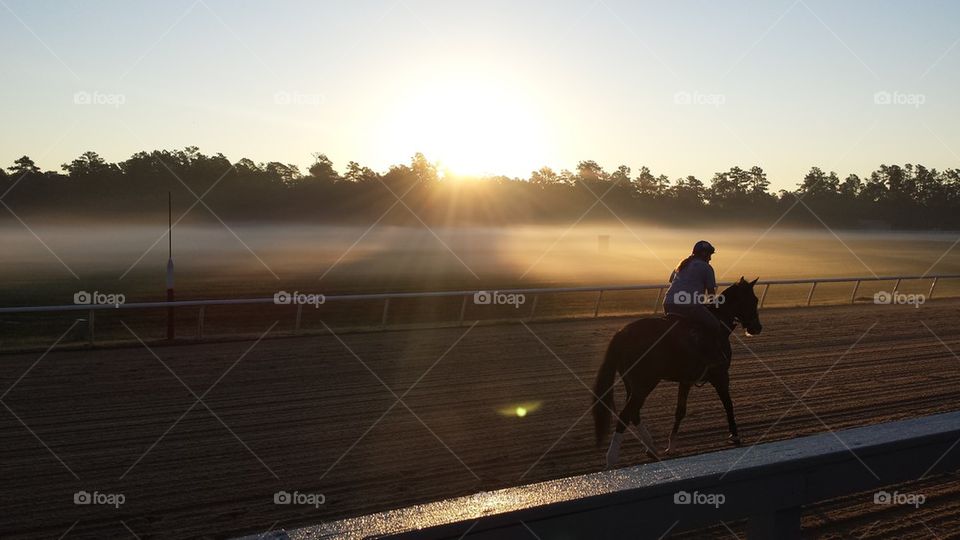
[705,264,718,302]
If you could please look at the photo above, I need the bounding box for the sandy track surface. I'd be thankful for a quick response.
[2,300,960,539]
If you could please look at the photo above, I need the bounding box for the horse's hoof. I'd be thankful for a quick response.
[729,435,742,446]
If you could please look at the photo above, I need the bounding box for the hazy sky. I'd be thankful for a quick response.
[2,0,959,189]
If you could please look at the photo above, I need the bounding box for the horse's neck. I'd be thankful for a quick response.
[711,302,736,334]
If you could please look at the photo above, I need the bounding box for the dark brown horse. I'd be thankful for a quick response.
[592,277,763,468]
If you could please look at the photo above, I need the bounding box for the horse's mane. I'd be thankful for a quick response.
[713,279,755,318]
[721,278,756,299]
[720,281,743,298]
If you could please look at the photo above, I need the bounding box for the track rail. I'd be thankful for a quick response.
[2,274,957,343]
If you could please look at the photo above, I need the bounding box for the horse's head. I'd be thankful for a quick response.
[721,277,763,336]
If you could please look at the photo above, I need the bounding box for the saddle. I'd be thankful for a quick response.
[663,313,707,347]
[662,313,725,384]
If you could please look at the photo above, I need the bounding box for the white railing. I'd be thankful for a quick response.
[1,274,957,343]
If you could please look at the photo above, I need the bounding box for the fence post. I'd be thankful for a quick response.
[166,289,175,341]
[459,295,468,326]
[381,298,390,327]
[88,309,95,345]
[850,280,860,304]
[806,282,817,306]
[295,304,303,334]
[652,287,663,314]
[760,283,770,308]
[197,306,205,339]
[593,290,604,318]
[929,277,939,299]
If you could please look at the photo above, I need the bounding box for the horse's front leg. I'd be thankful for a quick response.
[710,371,741,446]
[711,370,741,445]
[666,382,691,454]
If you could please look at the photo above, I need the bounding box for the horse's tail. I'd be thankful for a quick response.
[593,333,620,447]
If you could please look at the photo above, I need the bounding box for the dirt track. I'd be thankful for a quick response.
[2,300,960,539]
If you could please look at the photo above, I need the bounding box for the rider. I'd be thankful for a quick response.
[663,240,728,368]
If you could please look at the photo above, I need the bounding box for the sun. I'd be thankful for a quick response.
[379,76,552,177]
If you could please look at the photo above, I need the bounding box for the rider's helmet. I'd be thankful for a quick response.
[692,240,715,256]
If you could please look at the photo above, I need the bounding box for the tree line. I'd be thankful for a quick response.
[2,147,958,229]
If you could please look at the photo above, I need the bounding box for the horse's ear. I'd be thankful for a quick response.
[738,276,747,284]
[751,277,759,286]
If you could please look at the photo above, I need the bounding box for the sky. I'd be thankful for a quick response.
[2,0,960,190]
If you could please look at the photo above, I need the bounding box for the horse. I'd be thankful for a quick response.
[591,277,763,468]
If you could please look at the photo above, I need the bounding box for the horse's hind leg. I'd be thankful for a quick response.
[666,382,691,454]
[605,394,636,469]
[605,379,658,468]
[632,382,659,460]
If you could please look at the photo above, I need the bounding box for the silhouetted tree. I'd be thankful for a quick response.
[264,162,301,184]
[671,175,706,206]
[609,165,631,186]
[9,156,40,176]
[411,152,438,184]
[308,153,339,183]
[4,147,958,229]
[576,160,607,185]
[344,161,379,183]
[529,166,560,185]
[634,166,661,198]
[796,167,838,199]
[709,166,751,206]
[839,174,862,199]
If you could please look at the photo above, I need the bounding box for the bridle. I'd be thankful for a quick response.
[718,285,761,333]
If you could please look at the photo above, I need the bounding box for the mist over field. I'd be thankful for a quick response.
[3,223,958,305]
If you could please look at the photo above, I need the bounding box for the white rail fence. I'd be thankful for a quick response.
[1,274,957,344]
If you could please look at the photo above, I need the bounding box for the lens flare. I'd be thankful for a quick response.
[498,401,542,418]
